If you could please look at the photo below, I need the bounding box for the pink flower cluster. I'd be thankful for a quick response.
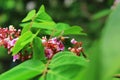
[12,36,65,61]
[13,53,32,62]
[0,25,21,61]
[0,26,85,62]
[42,37,64,59]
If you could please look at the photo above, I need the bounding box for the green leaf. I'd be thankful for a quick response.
[21,23,31,35]
[33,37,45,60]
[45,24,85,36]
[47,64,83,80]
[39,75,45,80]
[91,9,111,20]
[87,42,102,80]
[32,22,56,30]
[43,23,70,36]
[50,51,87,68]
[55,23,70,31]
[54,23,70,36]
[22,9,36,22]
[20,21,56,29]
[101,4,120,80]
[0,60,45,80]
[63,26,86,35]
[35,5,53,22]
[75,41,102,80]
[20,22,30,27]
[12,31,36,55]
[47,51,88,80]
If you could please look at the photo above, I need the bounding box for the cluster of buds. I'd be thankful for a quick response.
[13,53,32,62]
[42,37,64,59]
[0,25,21,61]
[0,25,20,53]
[42,37,86,59]
[68,38,87,58]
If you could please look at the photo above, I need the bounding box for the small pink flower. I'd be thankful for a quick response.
[42,36,47,46]
[48,37,58,44]
[9,38,18,46]
[58,42,64,51]
[71,38,77,44]
[45,48,53,59]
[13,54,20,62]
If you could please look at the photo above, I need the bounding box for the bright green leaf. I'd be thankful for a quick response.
[63,26,86,35]
[21,23,31,35]
[0,60,45,80]
[55,23,70,31]
[35,5,53,22]
[12,31,36,55]
[20,22,30,27]
[43,23,70,36]
[54,23,70,36]
[22,9,36,22]
[47,51,88,80]
[50,51,88,68]
[47,64,83,80]
[32,22,56,30]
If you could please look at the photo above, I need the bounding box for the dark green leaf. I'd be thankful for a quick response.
[39,75,45,80]
[0,46,8,59]
[91,9,111,20]
[33,37,45,60]
[0,60,45,80]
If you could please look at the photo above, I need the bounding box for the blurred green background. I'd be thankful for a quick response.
[0,0,114,77]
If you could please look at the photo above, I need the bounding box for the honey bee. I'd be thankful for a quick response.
[58,36,69,42]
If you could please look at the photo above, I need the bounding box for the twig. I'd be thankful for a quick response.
[42,60,51,80]
[49,29,56,39]
[81,51,87,58]
[29,14,36,31]
[114,74,120,78]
